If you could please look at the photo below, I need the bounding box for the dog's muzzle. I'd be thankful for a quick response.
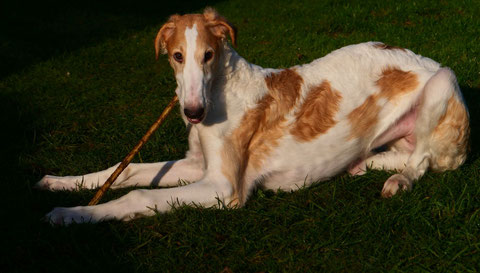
[184,107,205,124]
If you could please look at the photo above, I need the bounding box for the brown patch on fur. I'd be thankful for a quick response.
[373,42,406,52]
[347,95,380,139]
[347,66,419,139]
[431,95,470,171]
[264,69,304,122]
[376,66,419,100]
[291,81,343,141]
[221,69,303,204]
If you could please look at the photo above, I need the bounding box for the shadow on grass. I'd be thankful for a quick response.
[461,86,480,164]
[0,86,166,273]
[0,0,223,79]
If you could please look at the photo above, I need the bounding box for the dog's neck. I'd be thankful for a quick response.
[199,44,268,127]
[215,44,246,80]
[215,44,269,101]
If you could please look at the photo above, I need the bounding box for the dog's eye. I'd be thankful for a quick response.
[173,52,183,63]
[204,51,214,63]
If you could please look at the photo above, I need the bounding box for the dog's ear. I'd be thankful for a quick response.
[155,15,178,59]
[204,7,237,47]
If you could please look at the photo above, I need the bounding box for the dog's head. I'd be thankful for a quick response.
[155,8,236,124]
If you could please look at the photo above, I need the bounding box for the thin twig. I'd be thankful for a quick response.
[88,95,179,206]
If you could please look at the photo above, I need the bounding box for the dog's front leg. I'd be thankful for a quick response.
[45,127,236,225]
[46,178,233,225]
[37,159,204,190]
[36,125,204,190]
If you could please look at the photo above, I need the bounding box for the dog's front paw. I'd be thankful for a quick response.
[381,174,412,198]
[35,175,83,191]
[45,206,94,226]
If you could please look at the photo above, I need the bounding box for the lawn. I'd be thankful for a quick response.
[1,0,480,272]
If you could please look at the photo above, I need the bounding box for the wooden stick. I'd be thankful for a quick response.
[88,95,179,206]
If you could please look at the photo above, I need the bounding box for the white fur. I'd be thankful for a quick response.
[37,36,468,225]
[182,24,204,109]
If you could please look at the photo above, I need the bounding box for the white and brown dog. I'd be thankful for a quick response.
[37,8,469,225]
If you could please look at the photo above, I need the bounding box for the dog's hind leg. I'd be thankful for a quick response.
[349,151,411,175]
[381,68,469,197]
[36,126,205,190]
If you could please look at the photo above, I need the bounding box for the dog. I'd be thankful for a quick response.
[37,8,470,225]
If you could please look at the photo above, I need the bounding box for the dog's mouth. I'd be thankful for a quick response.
[183,106,206,125]
[187,116,204,124]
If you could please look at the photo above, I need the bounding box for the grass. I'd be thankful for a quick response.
[1,0,480,272]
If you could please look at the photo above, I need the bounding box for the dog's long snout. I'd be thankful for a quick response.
[184,107,205,123]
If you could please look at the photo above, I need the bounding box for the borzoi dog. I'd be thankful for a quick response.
[37,8,469,225]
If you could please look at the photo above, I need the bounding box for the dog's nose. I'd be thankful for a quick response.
[184,107,205,120]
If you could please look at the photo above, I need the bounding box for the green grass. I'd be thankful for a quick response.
[1,0,480,272]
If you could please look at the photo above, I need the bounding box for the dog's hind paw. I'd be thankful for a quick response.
[381,174,412,198]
